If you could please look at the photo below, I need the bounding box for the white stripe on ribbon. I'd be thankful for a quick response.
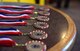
[0,5,33,8]
[0,14,29,18]
[0,29,20,32]
[0,38,13,41]
[0,21,25,24]
[0,9,30,12]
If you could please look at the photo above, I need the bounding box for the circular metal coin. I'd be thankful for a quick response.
[30,30,48,40]
[38,11,50,16]
[25,40,47,51]
[34,22,49,29]
[39,7,50,12]
[36,16,49,22]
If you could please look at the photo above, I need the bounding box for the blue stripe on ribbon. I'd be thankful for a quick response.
[0,20,22,22]
[0,28,17,30]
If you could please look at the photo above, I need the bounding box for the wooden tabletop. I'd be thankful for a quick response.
[48,6,76,51]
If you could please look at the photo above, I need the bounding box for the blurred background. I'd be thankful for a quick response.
[0,0,80,51]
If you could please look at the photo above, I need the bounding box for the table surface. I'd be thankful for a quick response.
[0,2,76,51]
